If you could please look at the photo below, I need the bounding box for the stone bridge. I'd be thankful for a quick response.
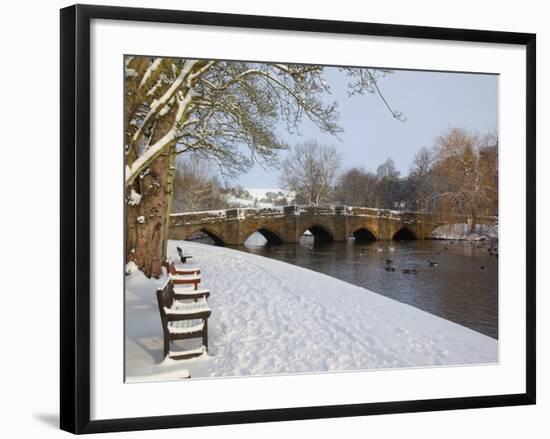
[168,205,494,246]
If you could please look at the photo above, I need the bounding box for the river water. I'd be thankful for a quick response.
[230,238,498,339]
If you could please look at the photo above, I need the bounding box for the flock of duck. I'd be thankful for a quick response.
[383,259,438,274]
[377,239,498,275]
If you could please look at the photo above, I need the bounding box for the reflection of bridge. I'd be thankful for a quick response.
[169,205,494,246]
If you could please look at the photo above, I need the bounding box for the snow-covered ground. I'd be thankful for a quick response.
[125,240,497,382]
[245,187,294,201]
[430,223,498,241]
[227,187,294,208]
[226,195,272,208]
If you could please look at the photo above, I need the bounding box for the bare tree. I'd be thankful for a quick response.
[330,130,497,217]
[333,167,378,206]
[411,147,433,177]
[405,147,434,211]
[125,56,401,277]
[431,128,492,226]
[375,158,401,208]
[171,155,229,212]
[279,141,342,206]
[477,132,498,216]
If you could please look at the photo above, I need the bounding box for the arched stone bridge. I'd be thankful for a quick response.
[169,205,494,246]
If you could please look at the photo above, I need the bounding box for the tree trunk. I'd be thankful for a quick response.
[125,108,177,279]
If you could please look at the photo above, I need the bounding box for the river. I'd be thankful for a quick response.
[229,237,498,339]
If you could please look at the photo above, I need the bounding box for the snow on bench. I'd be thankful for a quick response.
[164,258,201,276]
[173,286,210,300]
[156,277,211,360]
[162,259,201,290]
[169,346,205,359]
[164,298,210,316]
[174,265,200,275]
[168,319,205,335]
[176,246,193,263]
[169,273,201,290]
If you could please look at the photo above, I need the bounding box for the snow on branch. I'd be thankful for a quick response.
[139,58,163,89]
[129,60,200,149]
[125,87,197,186]
[125,61,217,186]
[125,60,377,187]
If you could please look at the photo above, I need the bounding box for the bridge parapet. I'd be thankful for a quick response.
[171,210,227,226]
[297,205,344,215]
[242,207,286,219]
[168,205,497,245]
[225,208,245,220]
[347,206,382,217]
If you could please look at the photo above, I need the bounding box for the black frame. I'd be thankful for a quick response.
[60,4,536,434]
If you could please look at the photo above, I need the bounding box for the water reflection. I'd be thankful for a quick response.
[231,233,498,339]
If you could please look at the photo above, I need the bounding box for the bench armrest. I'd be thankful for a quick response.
[175,268,201,275]
[164,309,211,321]
[174,291,210,300]
[169,274,201,286]
[164,299,210,316]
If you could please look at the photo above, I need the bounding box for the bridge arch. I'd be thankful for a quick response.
[392,226,418,240]
[300,223,335,244]
[185,227,225,246]
[351,227,378,242]
[245,227,284,245]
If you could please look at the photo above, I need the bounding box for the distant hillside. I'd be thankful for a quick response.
[227,188,295,208]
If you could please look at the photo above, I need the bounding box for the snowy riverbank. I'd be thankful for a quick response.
[429,223,498,241]
[125,241,498,382]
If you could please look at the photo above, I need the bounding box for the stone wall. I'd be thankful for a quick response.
[168,205,492,245]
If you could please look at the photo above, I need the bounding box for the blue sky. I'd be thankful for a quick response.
[235,67,498,188]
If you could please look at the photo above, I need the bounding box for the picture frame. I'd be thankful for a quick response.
[60,4,536,434]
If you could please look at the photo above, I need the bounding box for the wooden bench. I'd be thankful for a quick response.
[172,285,210,301]
[163,260,202,290]
[176,246,193,263]
[156,279,211,360]
[169,273,201,290]
[164,258,201,276]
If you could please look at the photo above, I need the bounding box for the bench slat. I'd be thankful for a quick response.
[168,320,204,334]
[164,299,210,316]
[173,287,210,295]
[169,346,204,360]
[169,274,200,281]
